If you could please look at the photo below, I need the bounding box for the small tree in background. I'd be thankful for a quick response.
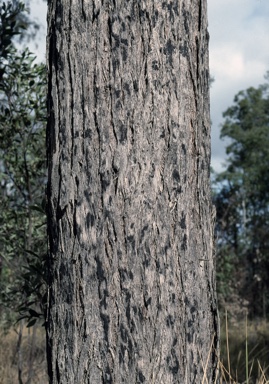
[0,0,47,328]
[0,2,48,382]
[213,76,269,319]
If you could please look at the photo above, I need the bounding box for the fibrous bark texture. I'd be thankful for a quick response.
[46,0,219,383]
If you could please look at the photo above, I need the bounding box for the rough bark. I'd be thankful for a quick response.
[46,0,219,383]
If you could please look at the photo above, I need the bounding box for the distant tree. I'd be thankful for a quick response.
[213,77,269,318]
[0,0,47,327]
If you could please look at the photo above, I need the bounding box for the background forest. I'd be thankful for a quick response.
[0,1,268,383]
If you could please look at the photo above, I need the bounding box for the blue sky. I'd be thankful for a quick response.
[29,0,269,173]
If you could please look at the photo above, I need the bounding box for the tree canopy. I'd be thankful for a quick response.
[213,75,269,318]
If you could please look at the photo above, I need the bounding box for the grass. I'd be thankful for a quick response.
[218,312,269,383]
[0,323,48,384]
[0,317,268,383]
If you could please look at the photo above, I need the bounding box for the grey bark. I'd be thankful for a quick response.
[46,0,219,383]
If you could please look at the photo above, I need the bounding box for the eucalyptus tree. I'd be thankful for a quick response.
[0,0,47,326]
[214,79,269,318]
[46,1,219,382]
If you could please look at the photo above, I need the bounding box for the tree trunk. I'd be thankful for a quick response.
[46,0,219,382]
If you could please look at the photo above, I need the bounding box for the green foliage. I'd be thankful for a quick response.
[0,1,47,327]
[213,76,269,318]
[0,0,41,54]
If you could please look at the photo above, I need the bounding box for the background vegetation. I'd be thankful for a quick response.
[0,1,47,382]
[212,76,269,383]
[0,1,268,383]
[213,75,269,321]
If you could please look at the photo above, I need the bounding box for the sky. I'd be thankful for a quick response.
[28,0,269,173]
[208,0,269,172]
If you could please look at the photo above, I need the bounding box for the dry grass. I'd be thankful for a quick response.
[0,323,48,384]
[218,313,269,384]
[0,317,268,383]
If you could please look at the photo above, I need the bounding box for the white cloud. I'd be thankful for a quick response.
[28,0,47,62]
[211,156,226,174]
[208,0,269,172]
[210,45,245,81]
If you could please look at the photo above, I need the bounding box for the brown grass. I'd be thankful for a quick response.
[0,317,268,383]
[218,314,269,384]
[0,323,48,384]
